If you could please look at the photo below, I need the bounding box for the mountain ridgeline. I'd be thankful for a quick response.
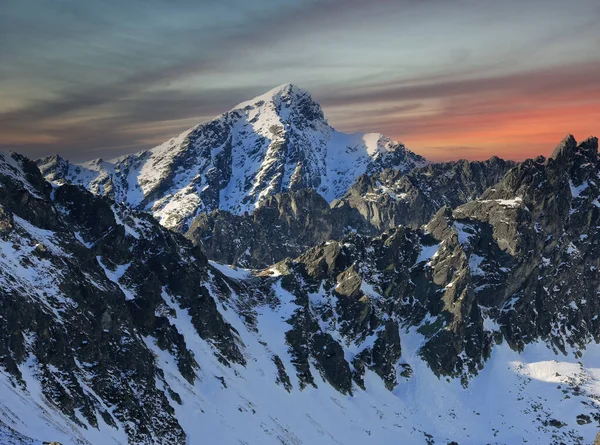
[38,84,426,231]
[0,84,599,445]
[186,156,516,268]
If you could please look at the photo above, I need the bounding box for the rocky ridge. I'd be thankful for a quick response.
[0,152,247,444]
[186,157,515,268]
[332,155,516,233]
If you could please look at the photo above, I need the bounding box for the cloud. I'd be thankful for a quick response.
[319,61,600,107]
[0,0,599,161]
[321,61,600,160]
[3,60,600,162]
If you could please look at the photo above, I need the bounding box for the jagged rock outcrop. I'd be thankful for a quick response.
[185,188,346,267]
[464,135,600,353]
[264,226,444,388]
[186,158,515,268]
[419,135,600,375]
[0,152,246,444]
[331,156,516,234]
[262,135,600,385]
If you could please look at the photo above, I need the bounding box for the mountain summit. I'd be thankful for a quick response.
[38,84,427,230]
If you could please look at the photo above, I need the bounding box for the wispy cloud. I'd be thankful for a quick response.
[322,61,600,160]
[0,0,599,161]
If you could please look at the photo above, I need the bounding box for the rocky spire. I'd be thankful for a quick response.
[550,134,598,166]
[550,134,578,161]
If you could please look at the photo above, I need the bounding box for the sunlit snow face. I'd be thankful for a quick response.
[1,0,600,161]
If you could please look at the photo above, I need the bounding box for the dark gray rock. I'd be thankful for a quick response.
[186,188,345,268]
[0,152,251,444]
[331,156,516,234]
[262,135,600,385]
[2,134,600,443]
[186,158,515,268]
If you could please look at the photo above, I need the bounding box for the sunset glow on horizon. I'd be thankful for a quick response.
[1,0,599,162]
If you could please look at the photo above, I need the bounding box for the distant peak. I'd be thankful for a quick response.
[37,153,70,170]
[580,135,598,148]
[233,83,315,109]
[550,134,598,165]
[550,134,577,160]
[270,82,298,93]
[265,83,309,97]
[38,153,67,163]
[231,83,326,125]
[577,136,598,160]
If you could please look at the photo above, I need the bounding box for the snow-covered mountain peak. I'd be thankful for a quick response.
[38,85,427,230]
[223,83,329,142]
[234,83,318,110]
[6,135,600,445]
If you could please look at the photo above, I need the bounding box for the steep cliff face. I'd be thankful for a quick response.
[0,152,246,444]
[464,136,600,353]
[246,133,600,444]
[185,188,344,268]
[38,84,426,231]
[418,136,600,375]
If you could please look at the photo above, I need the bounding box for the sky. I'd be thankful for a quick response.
[1,0,599,162]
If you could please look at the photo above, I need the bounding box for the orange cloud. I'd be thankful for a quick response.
[398,102,599,161]
[326,62,600,161]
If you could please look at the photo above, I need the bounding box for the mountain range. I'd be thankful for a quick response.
[1,85,600,445]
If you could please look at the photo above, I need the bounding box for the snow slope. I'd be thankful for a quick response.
[5,261,600,445]
[38,84,427,230]
[138,280,600,445]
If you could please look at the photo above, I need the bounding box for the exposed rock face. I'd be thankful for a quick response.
[258,135,600,385]
[183,134,600,387]
[38,84,426,231]
[331,156,516,234]
[0,152,246,444]
[185,188,345,268]
[186,158,515,268]
[420,136,600,374]
[465,136,600,353]
[266,227,440,389]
